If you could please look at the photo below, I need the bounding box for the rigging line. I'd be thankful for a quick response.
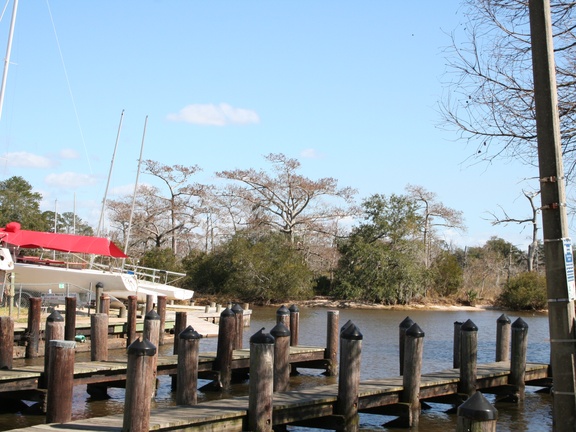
[0,0,11,23]
[45,0,92,175]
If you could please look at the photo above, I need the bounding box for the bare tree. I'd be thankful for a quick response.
[440,0,576,180]
[489,189,540,271]
[406,184,465,268]
[216,153,357,244]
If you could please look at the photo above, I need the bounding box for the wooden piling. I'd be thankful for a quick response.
[496,314,511,362]
[214,308,236,389]
[126,295,137,347]
[176,325,202,405]
[459,319,478,396]
[46,340,76,424]
[64,296,76,341]
[248,328,275,432]
[326,310,339,376]
[157,295,167,345]
[510,317,529,401]
[99,294,110,316]
[44,310,65,386]
[173,311,188,355]
[95,283,104,313]
[453,321,462,369]
[144,310,161,397]
[145,294,154,314]
[232,303,244,349]
[0,316,14,369]
[123,338,157,432]
[90,313,109,361]
[276,305,290,330]
[399,316,414,375]
[337,322,363,432]
[457,391,498,432]
[271,322,291,392]
[289,304,300,346]
[25,297,41,359]
[402,323,425,427]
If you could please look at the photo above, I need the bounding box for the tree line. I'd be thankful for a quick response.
[0,153,545,309]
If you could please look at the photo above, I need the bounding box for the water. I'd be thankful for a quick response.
[0,306,553,431]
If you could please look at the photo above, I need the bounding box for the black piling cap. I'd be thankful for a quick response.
[457,391,498,421]
[179,325,202,340]
[406,323,425,338]
[220,307,235,318]
[47,310,64,322]
[289,304,299,313]
[145,309,160,320]
[231,303,243,314]
[399,316,414,329]
[341,319,353,334]
[270,322,291,338]
[127,337,157,357]
[461,319,478,332]
[454,321,463,326]
[512,317,529,330]
[341,322,363,340]
[276,305,290,316]
[497,313,511,324]
[250,327,275,344]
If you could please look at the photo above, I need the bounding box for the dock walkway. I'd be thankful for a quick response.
[4,361,550,431]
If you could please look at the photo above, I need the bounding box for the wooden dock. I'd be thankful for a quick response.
[3,361,550,431]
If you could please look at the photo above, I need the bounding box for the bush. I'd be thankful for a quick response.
[497,272,547,310]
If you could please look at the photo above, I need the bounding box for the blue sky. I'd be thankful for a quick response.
[0,1,544,250]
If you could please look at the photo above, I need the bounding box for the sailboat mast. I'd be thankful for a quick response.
[96,109,124,237]
[0,0,18,123]
[123,115,148,257]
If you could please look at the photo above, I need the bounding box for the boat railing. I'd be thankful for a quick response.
[123,264,186,285]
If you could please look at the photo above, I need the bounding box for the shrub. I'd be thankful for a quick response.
[497,272,547,310]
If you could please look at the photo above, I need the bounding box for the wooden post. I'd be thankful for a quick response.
[145,294,154,314]
[176,325,202,405]
[271,322,291,392]
[289,304,299,346]
[90,313,109,361]
[457,391,498,432]
[173,311,188,355]
[510,317,529,401]
[214,308,236,389]
[126,295,137,347]
[157,295,167,345]
[402,323,425,427]
[123,338,156,432]
[0,316,14,369]
[64,296,76,341]
[399,316,414,375]
[248,328,275,432]
[44,310,65,386]
[496,314,511,362]
[459,319,478,397]
[232,303,244,349]
[453,321,463,369]
[336,322,363,432]
[326,310,339,376]
[144,310,160,397]
[46,340,76,424]
[276,305,290,330]
[99,294,110,316]
[25,297,41,359]
[95,283,104,313]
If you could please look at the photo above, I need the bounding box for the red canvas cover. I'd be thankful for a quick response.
[0,222,128,258]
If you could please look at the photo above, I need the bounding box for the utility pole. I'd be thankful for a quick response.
[528,1,576,430]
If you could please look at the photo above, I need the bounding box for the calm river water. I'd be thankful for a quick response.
[0,306,553,431]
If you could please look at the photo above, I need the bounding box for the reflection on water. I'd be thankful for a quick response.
[0,306,553,431]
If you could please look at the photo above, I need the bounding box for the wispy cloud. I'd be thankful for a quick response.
[45,172,99,188]
[167,103,260,126]
[1,151,55,168]
[300,148,323,159]
[59,148,80,159]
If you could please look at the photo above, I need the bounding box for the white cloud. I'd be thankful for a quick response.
[59,148,80,159]
[44,172,99,188]
[300,148,323,159]
[166,103,260,126]
[1,151,55,168]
